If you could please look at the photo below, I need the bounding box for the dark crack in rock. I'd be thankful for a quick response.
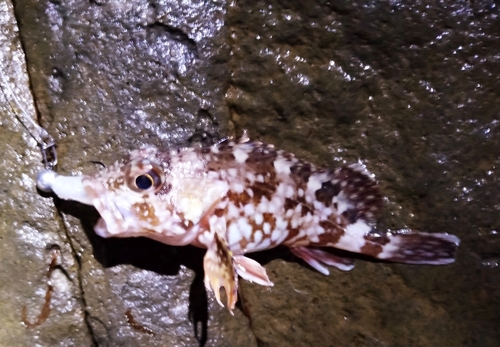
[0,1,93,346]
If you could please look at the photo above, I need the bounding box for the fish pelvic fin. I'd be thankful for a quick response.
[233,255,274,286]
[203,232,238,314]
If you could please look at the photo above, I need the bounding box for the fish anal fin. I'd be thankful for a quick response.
[290,247,355,275]
[203,233,238,314]
[233,255,274,286]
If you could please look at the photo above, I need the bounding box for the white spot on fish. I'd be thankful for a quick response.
[254,230,263,244]
[271,228,281,242]
[237,217,253,240]
[245,172,256,182]
[244,202,255,216]
[306,175,322,193]
[233,147,249,163]
[227,202,240,219]
[345,220,371,237]
[273,156,292,175]
[263,222,271,234]
[255,213,263,225]
[228,168,238,177]
[228,223,241,246]
[275,217,287,231]
[231,181,245,193]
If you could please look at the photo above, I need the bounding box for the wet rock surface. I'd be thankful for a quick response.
[1,0,499,346]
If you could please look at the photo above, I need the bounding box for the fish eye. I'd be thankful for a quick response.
[135,173,155,190]
[125,160,164,193]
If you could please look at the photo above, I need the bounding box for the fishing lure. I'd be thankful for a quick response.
[37,133,459,312]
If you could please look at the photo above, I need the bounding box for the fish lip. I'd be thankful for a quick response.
[99,201,132,236]
[93,201,135,238]
[50,174,94,205]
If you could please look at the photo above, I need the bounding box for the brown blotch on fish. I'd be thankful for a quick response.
[284,198,299,211]
[157,182,172,195]
[360,233,391,257]
[342,208,359,225]
[183,220,194,230]
[360,242,384,257]
[290,162,313,184]
[227,190,252,207]
[364,233,391,245]
[108,177,124,190]
[214,208,226,217]
[132,202,160,226]
[286,227,301,240]
[239,238,249,251]
[250,181,276,202]
[315,179,341,208]
[210,140,249,166]
[300,203,314,217]
[243,146,279,178]
[316,221,344,244]
[262,212,277,231]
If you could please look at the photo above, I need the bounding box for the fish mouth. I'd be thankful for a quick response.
[81,182,138,238]
[90,188,201,245]
[92,203,135,239]
[46,174,127,237]
[49,174,133,237]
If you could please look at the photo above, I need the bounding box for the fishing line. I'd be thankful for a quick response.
[0,76,58,170]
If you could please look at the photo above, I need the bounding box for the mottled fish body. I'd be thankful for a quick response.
[41,135,459,311]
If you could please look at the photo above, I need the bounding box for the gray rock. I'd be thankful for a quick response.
[1,0,499,346]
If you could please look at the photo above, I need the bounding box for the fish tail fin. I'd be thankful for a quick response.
[366,231,460,265]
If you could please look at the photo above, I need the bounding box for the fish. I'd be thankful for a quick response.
[38,133,460,313]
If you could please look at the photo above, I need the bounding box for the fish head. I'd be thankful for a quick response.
[41,146,198,246]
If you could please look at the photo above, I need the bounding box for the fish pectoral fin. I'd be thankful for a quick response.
[290,247,355,275]
[233,255,274,286]
[203,232,238,314]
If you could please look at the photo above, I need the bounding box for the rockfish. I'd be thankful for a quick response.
[38,134,460,312]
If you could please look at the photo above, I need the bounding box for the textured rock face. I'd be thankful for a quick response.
[1,0,499,346]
